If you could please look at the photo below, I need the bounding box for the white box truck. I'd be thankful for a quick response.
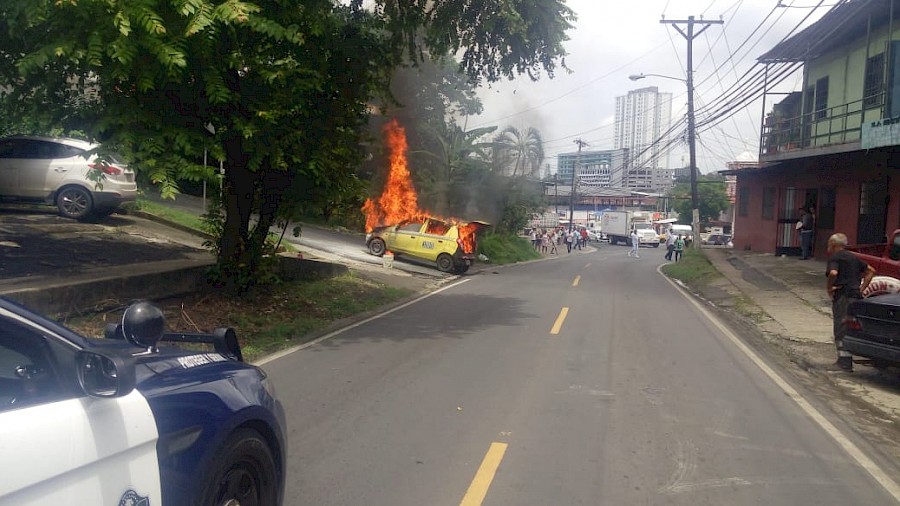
[601,211,660,247]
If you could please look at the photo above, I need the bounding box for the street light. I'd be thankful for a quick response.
[628,73,684,83]
[630,72,699,248]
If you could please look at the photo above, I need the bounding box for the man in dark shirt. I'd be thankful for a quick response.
[799,206,815,259]
[826,233,875,371]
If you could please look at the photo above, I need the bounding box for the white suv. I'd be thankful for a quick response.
[0,136,137,220]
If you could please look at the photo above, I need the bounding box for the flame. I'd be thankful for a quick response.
[362,120,427,232]
[363,119,481,254]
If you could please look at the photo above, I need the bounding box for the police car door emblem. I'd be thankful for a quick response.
[119,490,150,506]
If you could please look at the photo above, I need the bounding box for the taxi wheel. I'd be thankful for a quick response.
[202,428,278,506]
[436,253,455,273]
[368,238,386,256]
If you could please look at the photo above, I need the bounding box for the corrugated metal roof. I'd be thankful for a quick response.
[758,0,896,63]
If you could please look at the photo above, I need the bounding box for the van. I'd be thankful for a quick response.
[668,224,694,244]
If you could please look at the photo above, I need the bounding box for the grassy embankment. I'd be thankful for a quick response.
[477,233,542,264]
[659,247,720,285]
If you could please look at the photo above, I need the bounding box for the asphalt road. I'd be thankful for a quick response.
[263,245,900,505]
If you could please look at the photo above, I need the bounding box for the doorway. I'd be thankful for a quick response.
[776,187,818,256]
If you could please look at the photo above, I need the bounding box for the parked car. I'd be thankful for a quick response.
[0,297,286,506]
[845,292,900,371]
[0,135,137,220]
[705,234,733,246]
[366,217,487,274]
[586,229,603,243]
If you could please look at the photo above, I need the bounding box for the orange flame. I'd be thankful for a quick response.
[362,120,482,254]
[362,120,427,232]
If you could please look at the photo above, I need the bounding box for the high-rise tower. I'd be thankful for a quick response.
[614,86,673,191]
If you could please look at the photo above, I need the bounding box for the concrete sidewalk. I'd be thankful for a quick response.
[700,247,900,420]
[704,249,833,345]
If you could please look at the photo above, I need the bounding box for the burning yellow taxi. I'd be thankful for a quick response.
[366,217,486,274]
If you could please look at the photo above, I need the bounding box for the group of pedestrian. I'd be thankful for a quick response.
[663,228,686,262]
[529,226,594,255]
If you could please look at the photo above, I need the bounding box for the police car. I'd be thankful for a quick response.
[0,297,286,506]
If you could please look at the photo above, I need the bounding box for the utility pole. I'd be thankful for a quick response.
[661,15,722,248]
[570,139,588,232]
[554,173,559,215]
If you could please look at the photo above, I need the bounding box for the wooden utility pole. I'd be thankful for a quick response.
[570,139,588,232]
[661,16,722,247]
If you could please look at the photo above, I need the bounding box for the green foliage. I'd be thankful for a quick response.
[493,176,546,235]
[0,0,573,292]
[477,232,542,264]
[493,126,545,177]
[669,175,731,226]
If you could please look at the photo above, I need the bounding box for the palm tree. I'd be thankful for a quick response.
[493,126,545,177]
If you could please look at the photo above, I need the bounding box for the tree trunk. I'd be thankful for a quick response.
[219,135,257,291]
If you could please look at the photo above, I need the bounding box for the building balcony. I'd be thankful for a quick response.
[760,92,886,162]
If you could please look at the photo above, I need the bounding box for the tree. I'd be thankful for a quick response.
[493,126,545,177]
[669,176,731,227]
[0,0,575,292]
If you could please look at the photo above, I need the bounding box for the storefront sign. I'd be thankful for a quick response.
[862,117,900,149]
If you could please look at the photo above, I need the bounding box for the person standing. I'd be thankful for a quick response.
[580,228,589,249]
[530,228,539,250]
[825,233,875,372]
[549,231,558,255]
[565,229,574,253]
[674,234,685,261]
[628,229,640,258]
[541,231,549,254]
[664,229,677,261]
[799,206,815,259]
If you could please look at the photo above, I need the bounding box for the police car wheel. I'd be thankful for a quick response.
[203,428,278,506]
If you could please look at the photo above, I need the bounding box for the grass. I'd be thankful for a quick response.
[660,248,720,285]
[67,272,412,363]
[478,233,542,264]
[129,197,206,231]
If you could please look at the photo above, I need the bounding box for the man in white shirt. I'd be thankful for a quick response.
[665,229,677,261]
[628,229,640,258]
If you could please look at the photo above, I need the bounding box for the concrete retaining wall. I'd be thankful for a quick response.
[3,256,348,318]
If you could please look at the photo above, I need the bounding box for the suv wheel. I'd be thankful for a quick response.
[56,186,93,220]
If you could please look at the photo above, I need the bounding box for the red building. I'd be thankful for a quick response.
[729,1,900,258]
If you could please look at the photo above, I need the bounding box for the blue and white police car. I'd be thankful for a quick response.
[0,298,286,506]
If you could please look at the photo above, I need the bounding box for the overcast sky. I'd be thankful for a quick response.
[466,0,831,175]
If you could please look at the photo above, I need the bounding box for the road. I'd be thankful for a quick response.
[263,245,900,505]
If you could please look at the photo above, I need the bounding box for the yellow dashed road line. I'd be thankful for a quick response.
[550,307,569,335]
[460,442,509,506]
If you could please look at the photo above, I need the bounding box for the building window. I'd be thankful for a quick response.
[864,53,885,108]
[738,186,749,217]
[762,187,776,220]
[814,77,829,120]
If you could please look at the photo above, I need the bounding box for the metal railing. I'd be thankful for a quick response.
[760,92,885,158]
